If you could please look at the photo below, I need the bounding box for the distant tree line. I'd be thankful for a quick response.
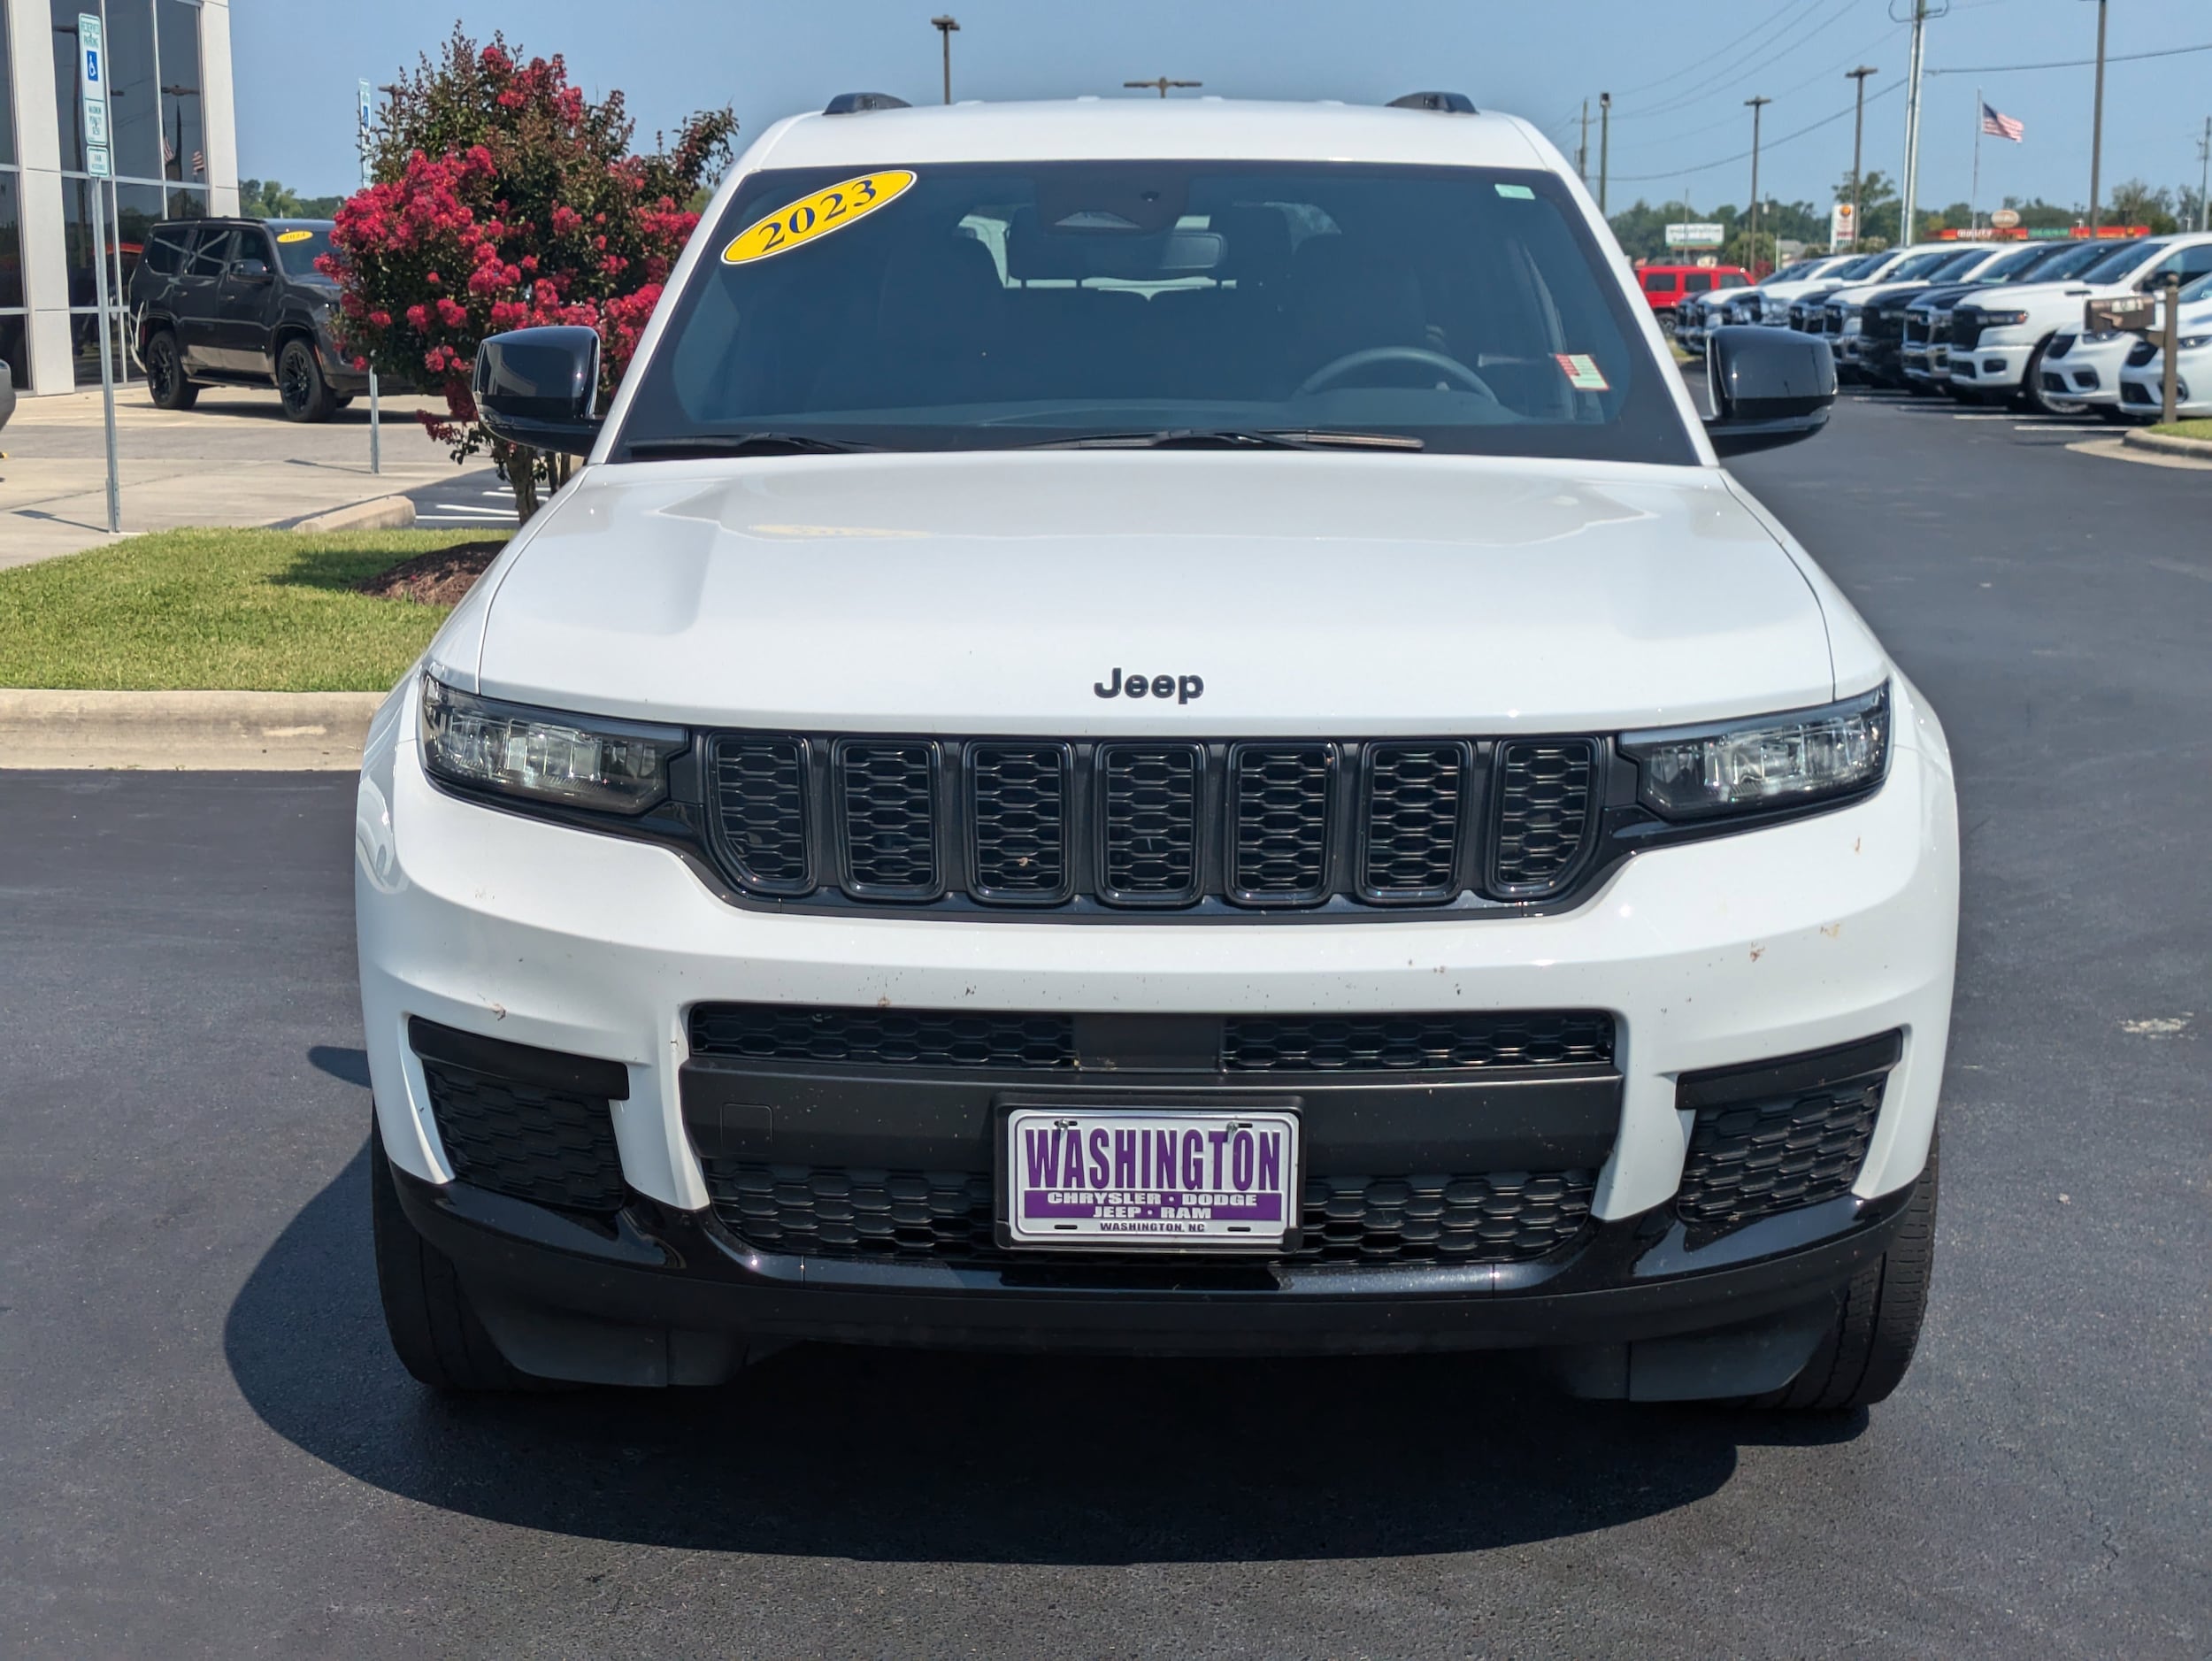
[238,179,348,220]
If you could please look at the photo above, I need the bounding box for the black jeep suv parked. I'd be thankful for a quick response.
[127,219,368,421]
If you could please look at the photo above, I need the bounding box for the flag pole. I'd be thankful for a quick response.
[1970,87,1983,233]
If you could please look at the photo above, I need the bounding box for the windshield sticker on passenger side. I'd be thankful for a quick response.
[1494,182,1536,200]
[721,171,918,265]
[275,229,316,243]
[1555,353,1609,391]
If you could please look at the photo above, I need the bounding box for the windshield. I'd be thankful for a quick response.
[267,221,334,280]
[1888,250,1957,281]
[1767,260,1819,283]
[1983,242,2065,281]
[1826,253,1888,281]
[1927,249,1989,280]
[2078,241,2154,282]
[616,160,1695,465]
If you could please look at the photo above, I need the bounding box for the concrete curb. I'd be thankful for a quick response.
[2122,427,2212,460]
[289,495,419,534]
[0,688,385,771]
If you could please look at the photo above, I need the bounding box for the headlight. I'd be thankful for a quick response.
[1621,685,1890,820]
[2181,335,2210,350]
[1979,309,2029,327]
[419,673,687,814]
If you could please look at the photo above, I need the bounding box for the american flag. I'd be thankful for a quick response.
[1981,103,2024,143]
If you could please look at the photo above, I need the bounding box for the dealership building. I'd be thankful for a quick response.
[1,0,239,394]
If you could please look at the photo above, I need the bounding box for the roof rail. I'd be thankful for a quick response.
[824,92,911,115]
[1387,91,1479,114]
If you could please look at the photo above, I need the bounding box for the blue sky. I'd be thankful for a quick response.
[236,0,2212,215]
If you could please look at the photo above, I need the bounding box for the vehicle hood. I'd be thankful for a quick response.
[463,452,1843,735]
[1965,277,2128,309]
[1907,283,1985,312]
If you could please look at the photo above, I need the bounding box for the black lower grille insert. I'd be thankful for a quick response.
[688,1004,1077,1069]
[1229,743,1333,904]
[1100,743,1202,903]
[420,1061,628,1213]
[1222,1011,1615,1073]
[1675,1033,1901,1236]
[1491,739,1595,896]
[701,1161,1597,1266]
[836,740,939,898]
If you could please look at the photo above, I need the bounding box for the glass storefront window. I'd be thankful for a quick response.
[165,185,209,221]
[51,0,90,174]
[2,317,29,393]
[0,172,23,309]
[1,2,18,166]
[70,307,127,388]
[107,0,165,183]
[113,181,165,294]
[157,0,206,186]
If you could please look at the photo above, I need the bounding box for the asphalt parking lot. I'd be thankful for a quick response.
[3,392,2207,1656]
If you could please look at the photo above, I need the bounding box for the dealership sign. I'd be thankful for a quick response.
[1664,222,1725,250]
[1829,203,1856,245]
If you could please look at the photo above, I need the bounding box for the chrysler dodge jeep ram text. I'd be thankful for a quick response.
[357,92,1957,1411]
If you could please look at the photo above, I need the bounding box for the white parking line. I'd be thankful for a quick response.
[1952,413,2015,420]
[2014,424,2095,433]
[423,503,516,518]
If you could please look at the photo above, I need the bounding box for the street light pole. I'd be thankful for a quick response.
[1124,76,1202,98]
[1746,96,1772,273]
[930,16,959,105]
[2199,116,2210,233]
[1847,66,1878,252]
[1578,98,1590,183]
[1599,92,1611,215]
[1901,0,1930,248]
[2087,0,2109,231]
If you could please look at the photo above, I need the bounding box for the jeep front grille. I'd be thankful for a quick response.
[701,734,1605,914]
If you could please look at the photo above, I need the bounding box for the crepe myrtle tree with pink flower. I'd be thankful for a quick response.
[322,28,735,519]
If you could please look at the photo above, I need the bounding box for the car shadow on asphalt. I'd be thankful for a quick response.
[224,1142,1869,1564]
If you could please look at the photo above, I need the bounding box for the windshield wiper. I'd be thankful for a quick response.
[622,432,880,458]
[1025,427,1425,452]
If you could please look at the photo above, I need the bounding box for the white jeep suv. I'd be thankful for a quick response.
[357,93,1957,1411]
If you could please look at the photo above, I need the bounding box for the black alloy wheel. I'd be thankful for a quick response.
[277,337,336,423]
[144,329,198,411]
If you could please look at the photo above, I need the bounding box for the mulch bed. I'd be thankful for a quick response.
[355,542,508,607]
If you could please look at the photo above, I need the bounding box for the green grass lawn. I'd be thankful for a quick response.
[2147,418,2212,442]
[0,528,506,691]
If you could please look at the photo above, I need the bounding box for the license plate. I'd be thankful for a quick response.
[1003,1108,1300,1250]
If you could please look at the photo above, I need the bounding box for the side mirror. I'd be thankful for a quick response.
[230,258,272,282]
[1704,326,1837,458]
[473,327,603,458]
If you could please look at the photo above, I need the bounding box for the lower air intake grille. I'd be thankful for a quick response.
[1491,739,1595,895]
[420,1060,627,1214]
[688,1004,1077,1069]
[1675,1034,1900,1236]
[1300,1171,1595,1262]
[1221,1011,1615,1073]
[700,1162,1597,1265]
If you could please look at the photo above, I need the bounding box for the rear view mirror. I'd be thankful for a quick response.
[1704,327,1837,458]
[473,327,603,458]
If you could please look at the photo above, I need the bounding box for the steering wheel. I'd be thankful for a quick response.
[1294,346,1496,401]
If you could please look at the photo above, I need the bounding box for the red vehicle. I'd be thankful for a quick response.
[1637,264,1751,334]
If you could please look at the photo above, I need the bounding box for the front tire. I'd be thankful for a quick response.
[2024,339,2087,416]
[370,1114,534,1392]
[277,337,336,423]
[144,328,198,411]
[1752,1133,1939,1411]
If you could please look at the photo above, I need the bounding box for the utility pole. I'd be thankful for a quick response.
[1599,92,1611,215]
[1125,76,1201,98]
[931,16,959,105]
[2199,116,2210,233]
[1847,66,1878,252]
[1901,0,1931,248]
[2087,0,2110,230]
[1746,96,1772,274]
[1578,98,1590,183]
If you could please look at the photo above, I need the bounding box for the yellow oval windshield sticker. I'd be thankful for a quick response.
[721,170,916,265]
[275,229,316,243]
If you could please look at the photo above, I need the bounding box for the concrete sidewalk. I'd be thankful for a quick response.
[1,383,468,570]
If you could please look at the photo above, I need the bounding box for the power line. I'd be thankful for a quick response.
[1624,0,1869,121]
[1927,39,2212,75]
[1611,78,1902,183]
[1604,0,1825,102]
[1611,19,1905,148]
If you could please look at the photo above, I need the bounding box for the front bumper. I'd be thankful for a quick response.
[1948,336,2026,390]
[392,1150,1927,1384]
[357,676,1958,1358]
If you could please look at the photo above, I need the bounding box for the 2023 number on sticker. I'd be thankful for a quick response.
[721,170,917,265]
